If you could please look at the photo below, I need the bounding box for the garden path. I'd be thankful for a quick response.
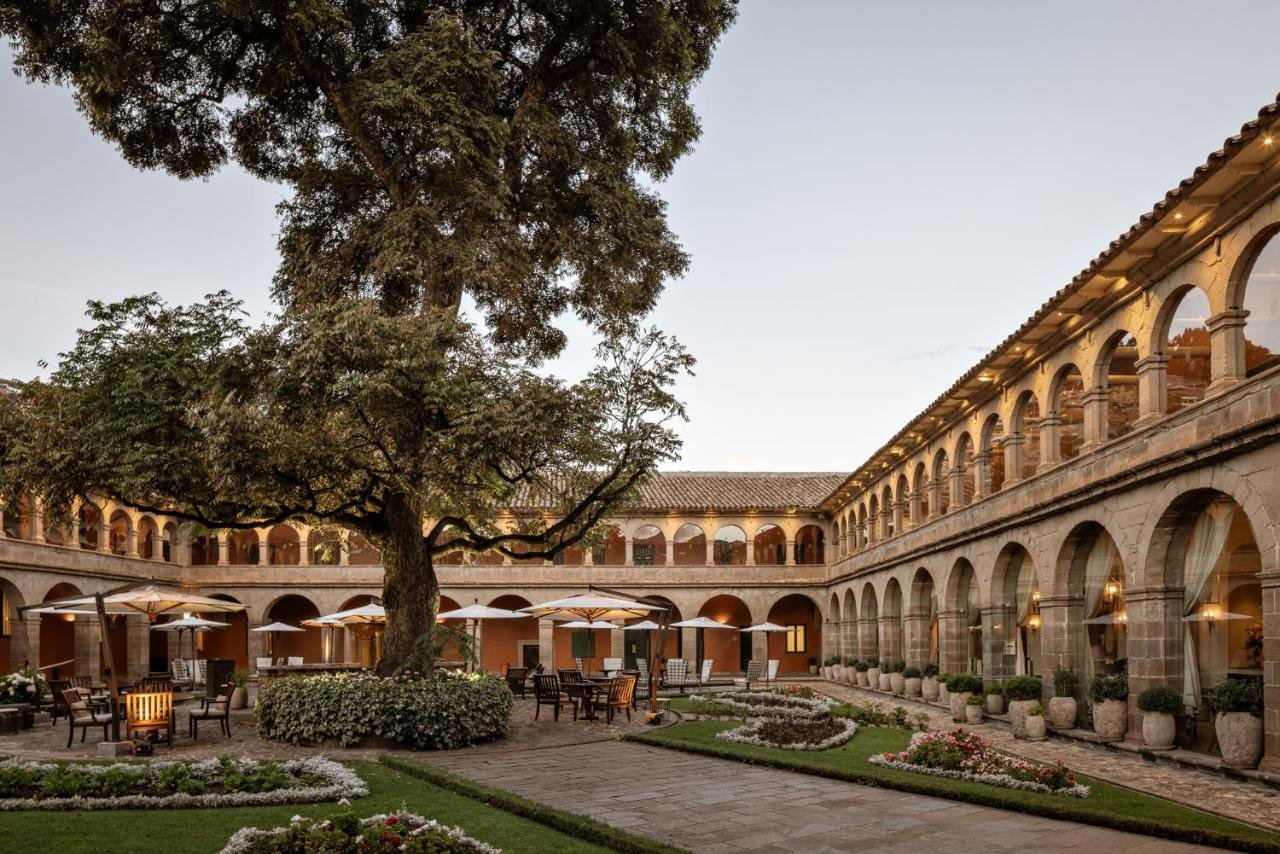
[421,737,1212,853]
[811,681,1280,833]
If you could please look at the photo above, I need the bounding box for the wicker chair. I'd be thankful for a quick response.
[533,675,576,721]
[61,688,112,748]
[188,683,231,739]
[125,690,174,744]
[604,675,638,724]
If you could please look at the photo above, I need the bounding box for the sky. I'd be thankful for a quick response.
[3,2,1280,472]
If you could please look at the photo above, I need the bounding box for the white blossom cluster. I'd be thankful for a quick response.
[220,810,501,853]
[715,717,859,751]
[691,691,833,720]
[0,755,368,811]
[866,754,1091,798]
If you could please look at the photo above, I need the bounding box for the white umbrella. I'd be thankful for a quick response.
[741,622,789,678]
[151,615,229,661]
[521,593,665,622]
[320,602,385,624]
[251,621,306,658]
[625,619,664,631]
[672,616,738,630]
[436,603,528,672]
[557,620,617,630]
[45,583,246,617]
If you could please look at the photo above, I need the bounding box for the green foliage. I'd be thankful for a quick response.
[229,668,250,689]
[853,661,870,672]
[882,659,905,674]
[1137,685,1182,714]
[966,694,983,706]
[1003,675,1043,702]
[0,757,313,800]
[902,666,922,679]
[255,672,512,749]
[1205,679,1263,717]
[865,656,880,668]
[921,662,939,678]
[1088,673,1129,703]
[830,703,923,731]
[231,812,483,853]
[1053,668,1079,698]
[944,674,983,695]
[1027,704,1044,716]
[984,682,1003,696]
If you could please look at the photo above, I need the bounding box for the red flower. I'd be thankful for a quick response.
[385,816,400,826]
[382,830,401,846]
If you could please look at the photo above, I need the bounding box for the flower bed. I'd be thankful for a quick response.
[716,716,858,751]
[688,690,833,720]
[221,811,498,854]
[0,669,47,705]
[255,670,511,749]
[0,756,366,811]
[868,729,1089,797]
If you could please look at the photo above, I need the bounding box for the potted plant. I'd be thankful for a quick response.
[1025,703,1047,740]
[946,673,982,722]
[854,659,870,687]
[807,656,819,676]
[921,663,940,702]
[1206,679,1264,769]
[844,657,859,686]
[965,693,984,723]
[865,656,881,690]
[1003,675,1043,738]
[821,656,834,680]
[1136,684,1180,750]
[1089,672,1129,741]
[903,665,923,698]
[984,681,1004,715]
[936,671,953,706]
[886,659,905,694]
[228,667,250,710]
[1048,668,1079,730]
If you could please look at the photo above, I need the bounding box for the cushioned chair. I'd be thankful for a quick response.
[62,688,111,748]
[188,683,231,739]
[533,675,576,721]
[47,679,72,725]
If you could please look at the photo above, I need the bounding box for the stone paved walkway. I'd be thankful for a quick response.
[422,738,1213,853]
[810,680,1280,833]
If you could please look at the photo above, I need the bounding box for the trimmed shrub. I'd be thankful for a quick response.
[1136,685,1181,714]
[945,673,983,695]
[1027,704,1044,716]
[255,671,512,749]
[903,666,922,679]
[883,659,906,674]
[1205,679,1263,716]
[985,682,1003,696]
[1053,668,1079,698]
[854,660,870,672]
[1088,673,1128,703]
[1003,675,1042,702]
[966,694,983,706]
[921,662,939,678]
[866,656,880,668]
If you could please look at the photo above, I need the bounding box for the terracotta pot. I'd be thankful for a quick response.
[866,667,881,688]
[949,691,972,722]
[965,703,983,724]
[984,694,1004,715]
[1007,699,1038,738]
[905,677,922,698]
[856,671,870,687]
[890,673,905,694]
[230,686,248,710]
[1025,714,1047,740]
[1092,698,1128,740]
[1216,712,1263,769]
[922,677,939,702]
[877,673,891,691]
[1142,711,1176,750]
[1047,696,1077,730]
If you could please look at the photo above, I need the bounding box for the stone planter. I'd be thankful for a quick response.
[904,677,922,698]
[822,666,832,680]
[1216,712,1263,769]
[856,670,869,687]
[937,684,949,707]
[866,667,881,689]
[877,673,891,692]
[808,665,818,675]
[1007,699,1038,738]
[965,703,983,724]
[889,672,905,694]
[984,694,1003,715]
[922,677,939,702]
[1047,696,1077,730]
[230,686,249,710]
[949,691,972,722]
[1092,699,1128,740]
[1025,714,1047,740]
[830,665,842,682]
[1142,711,1176,750]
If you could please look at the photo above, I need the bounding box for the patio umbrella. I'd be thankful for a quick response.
[250,621,305,657]
[317,602,386,624]
[557,620,618,630]
[436,603,527,671]
[625,619,663,632]
[672,616,738,674]
[521,593,665,622]
[151,615,229,662]
[741,622,789,677]
[44,583,247,618]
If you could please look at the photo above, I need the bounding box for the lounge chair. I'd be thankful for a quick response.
[604,675,638,724]
[61,688,111,748]
[189,683,231,739]
[533,675,576,721]
[767,659,780,685]
[573,657,585,673]
[190,658,207,690]
[286,656,303,666]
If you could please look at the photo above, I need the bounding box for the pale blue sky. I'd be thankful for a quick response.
[3,2,1280,471]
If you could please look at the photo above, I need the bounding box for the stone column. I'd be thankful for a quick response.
[1257,569,1279,773]
[981,605,1014,682]
[74,616,101,679]
[1002,434,1024,487]
[1036,595,1076,689]
[537,621,555,669]
[1080,387,1109,451]
[1206,309,1249,394]
[1125,585,1183,743]
[609,626,625,662]
[216,531,230,566]
[858,617,878,660]
[908,492,923,528]
[936,609,966,675]
[17,614,41,672]
[248,622,268,667]
[1038,414,1062,471]
[257,530,270,566]
[745,537,756,566]
[125,524,138,558]
[904,608,932,668]
[841,619,856,660]
[126,615,151,679]
[785,539,796,566]
[298,534,311,567]
[973,450,991,499]
[878,615,902,660]
[624,532,634,566]
[948,468,966,509]
[751,630,768,663]
[583,546,594,566]
[681,626,698,665]
[704,538,714,567]
[1134,354,1169,427]
[665,539,675,565]
[927,479,944,517]
[822,619,837,660]
[28,500,45,545]
[471,621,484,672]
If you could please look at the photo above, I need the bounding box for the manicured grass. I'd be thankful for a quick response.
[630,721,1280,853]
[0,760,612,854]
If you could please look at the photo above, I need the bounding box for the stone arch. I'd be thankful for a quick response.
[39,582,83,678]
[197,593,248,668]
[1011,390,1041,479]
[1229,223,1280,376]
[795,524,824,564]
[867,494,879,542]
[107,509,133,556]
[713,524,748,565]
[1049,363,1086,462]
[136,515,160,560]
[989,542,1040,679]
[931,449,950,514]
[881,578,904,661]
[227,529,259,565]
[1154,284,1214,415]
[267,524,301,566]
[754,523,786,565]
[482,594,539,673]
[908,567,939,668]
[630,524,665,566]
[672,523,705,565]
[953,432,976,506]
[767,593,822,673]
[1093,329,1141,441]
[160,521,178,562]
[944,558,982,675]
[880,485,894,538]
[265,594,322,662]
[699,594,753,672]
[77,501,104,551]
[912,460,930,521]
[0,576,26,671]
[980,411,1006,493]
[859,582,879,659]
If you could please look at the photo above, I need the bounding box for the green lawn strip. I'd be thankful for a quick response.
[659,696,740,716]
[0,760,609,854]
[627,721,1280,854]
[380,756,687,854]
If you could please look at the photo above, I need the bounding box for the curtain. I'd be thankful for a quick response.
[1181,501,1234,711]
[1081,535,1119,693]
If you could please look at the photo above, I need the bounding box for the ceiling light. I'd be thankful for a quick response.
[1174,212,1183,221]
[977,375,994,383]
[1264,135,1275,146]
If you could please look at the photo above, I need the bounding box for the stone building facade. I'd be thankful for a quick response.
[2,97,1280,774]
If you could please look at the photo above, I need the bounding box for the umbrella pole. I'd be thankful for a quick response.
[93,593,122,743]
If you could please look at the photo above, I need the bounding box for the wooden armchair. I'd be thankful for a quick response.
[188,683,231,739]
[533,675,576,721]
[125,690,174,744]
[504,666,529,699]
[604,675,638,724]
[47,679,72,725]
[61,688,112,748]
[557,669,584,685]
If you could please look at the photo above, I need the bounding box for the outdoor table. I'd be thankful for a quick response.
[567,677,613,721]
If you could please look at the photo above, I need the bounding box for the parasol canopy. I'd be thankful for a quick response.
[522,593,665,622]
[557,620,617,630]
[44,583,247,617]
[740,622,789,634]
[672,616,738,630]
[312,602,386,625]
[251,621,306,634]
[436,604,527,620]
[624,619,664,631]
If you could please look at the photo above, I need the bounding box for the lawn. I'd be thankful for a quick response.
[631,720,1280,853]
[0,760,613,854]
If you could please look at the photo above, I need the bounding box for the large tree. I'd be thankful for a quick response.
[0,1,735,669]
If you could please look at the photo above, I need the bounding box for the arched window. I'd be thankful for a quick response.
[982,414,1005,492]
[931,451,950,515]
[108,511,132,556]
[228,530,258,564]
[137,517,158,559]
[347,533,381,565]
[954,435,976,506]
[310,530,342,565]
[591,525,626,566]
[1014,393,1041,479]
[1100,332,1139,439]
[1164,287,1212,415]
[913,462,929,520]
[189,534,219,565]
[672,523,705,564]
[867,494,879,542]
[631,525,665,566]
[713,525,747,565]
[78,503,102,551]
[552,542,584,566]
[1241,230,1280,375]
[795,525,824,564]
[433,526,464,565]
[268,525,300,565]
[1054,365,1085,461]
[881,486,894,537]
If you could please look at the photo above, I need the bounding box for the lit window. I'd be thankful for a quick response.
[0,589,9,637]
[785,624,806,653]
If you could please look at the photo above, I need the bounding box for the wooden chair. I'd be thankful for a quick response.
[125,690,174,744]
[504,666,529,699]
[557,669,584,685]
[135,675,173,693]
[61,688,111,748]
[533,675,576,721]
[604,675,638,724]
[623,669,649,710]
[47,679,72,725]
[188,683,231,739]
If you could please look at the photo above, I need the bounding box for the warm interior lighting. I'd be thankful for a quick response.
[978,375,994,383]
[1031,590,1040,602]
[1026,614,1041,631]
[1200,601,1222,623]
[1174,212,1183,221]
[1104,579,1120,600]
[1264,135,1275,146]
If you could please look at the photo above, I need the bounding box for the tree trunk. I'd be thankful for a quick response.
[377,490,437,675]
